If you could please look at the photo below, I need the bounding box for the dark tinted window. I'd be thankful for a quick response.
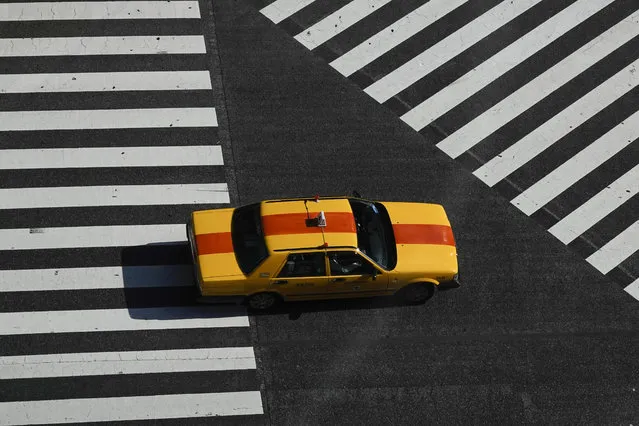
[231,203,269,274]
[328,251,376,276]
[278,252,326,277]
[348,200,396,269]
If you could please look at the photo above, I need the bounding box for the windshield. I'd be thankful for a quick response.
[348,199,397,270]
[231,203,269,274]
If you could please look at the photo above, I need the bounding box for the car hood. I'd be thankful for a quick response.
[189,208,245,280]
[380,202,458,276]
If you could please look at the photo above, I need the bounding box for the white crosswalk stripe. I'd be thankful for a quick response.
[1,0,262,423]
[259,0,639,299]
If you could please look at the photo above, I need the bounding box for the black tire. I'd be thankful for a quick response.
[246,292,279,310]
[399,283,434,304]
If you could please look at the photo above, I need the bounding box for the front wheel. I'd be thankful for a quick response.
[399,283,434,304]
[246,292,279,310]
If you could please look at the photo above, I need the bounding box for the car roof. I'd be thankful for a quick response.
[260,197,359,252]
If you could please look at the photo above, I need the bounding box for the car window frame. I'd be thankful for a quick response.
[275,250,328,278]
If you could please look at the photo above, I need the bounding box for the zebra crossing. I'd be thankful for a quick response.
[0,1,264,424]
[256,0,639,300]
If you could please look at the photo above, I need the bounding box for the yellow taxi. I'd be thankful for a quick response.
[186,195,459,310]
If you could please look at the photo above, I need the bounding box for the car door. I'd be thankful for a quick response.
[269,251,329,299]
[326,250,388,297]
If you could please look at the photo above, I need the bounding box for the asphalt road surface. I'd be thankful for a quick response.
[1,0,638,424]
[214,0,639,424]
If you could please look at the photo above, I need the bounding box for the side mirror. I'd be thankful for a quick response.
[371,269,378,280]
[352,190,362,198]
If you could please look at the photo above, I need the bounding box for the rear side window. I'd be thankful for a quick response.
[278,252,326,278]
[231,203,269,274]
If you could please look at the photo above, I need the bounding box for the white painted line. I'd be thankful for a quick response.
[625,277,639,301]
[0,391,263,424]
[0,265,195,292]
[401,0,615,130]
[0,108,218,131]
[549,163,639,244]
[474,60,639,188]
[331,0,468,77]
[586,220,638,274]
[0,183,230,209]
[0,146,223,170]
[436,11,639,158]
[509,106,639,215]
[0,307,249,335]
[261,0,315,24]
[0,347,256,379]
[0,71,212,93]
[0,36,206,57]
[364,0,543,103]
[295,0,391,50]
[0,224,187,250]
[0,1,201,21]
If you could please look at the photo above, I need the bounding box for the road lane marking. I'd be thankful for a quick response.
[295,0,391,50]
[401,0,616,130]
[0,1,201,21]
[0,307,249,335]
[0,108,218,131]
[0,71,212,93]
[260,0,315,24]
[0,265,196,292]
[0,347,256,379]
[0,35,206,57]
[510,109,639,215]
[625,277,639,301]
[364,0,543,103]
[0,146,223,169]
[436,10,639,158]
[0,391,263,424]
[549,163,639,245]
[331,0,468,77]
[475,60,639,188]
[0,184,230,209]
[0,224,187,250]
[586,220,639,274]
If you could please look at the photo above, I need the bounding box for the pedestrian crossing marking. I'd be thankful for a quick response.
[364,0,544,103]
[0,183,230,209]
[0,392,263,425]
[511,109,639,216]
[0,307,249,336]
[436,10,639,159]
[0,224,188,250]
[586,220,638,274]
[0,348,256,379]
[0,266,196,292]
[0,36,207,57]
[330,0,469,77]
[401,0,617,131]
[0,146,223,169]
[0,71,213,93]
[0,108,218,131]
[294,0,392,50]
[475,60,639,188]
[549,164,639,245]
[260,0,316,24]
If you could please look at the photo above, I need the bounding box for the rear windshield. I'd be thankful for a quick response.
[231,203,269,274]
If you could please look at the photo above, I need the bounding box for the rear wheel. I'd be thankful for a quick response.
[246,292,279,310]
[399,283,434,304]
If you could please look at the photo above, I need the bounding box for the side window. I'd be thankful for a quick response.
[277,252,326,278]
[328,251,376,276]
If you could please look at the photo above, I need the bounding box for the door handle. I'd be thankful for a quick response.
[330,278,346,282]
[273,280,288,285]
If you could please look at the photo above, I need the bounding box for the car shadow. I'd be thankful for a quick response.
[248,290,439,320]
[119,241,448,320]
[119,242,247,320]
